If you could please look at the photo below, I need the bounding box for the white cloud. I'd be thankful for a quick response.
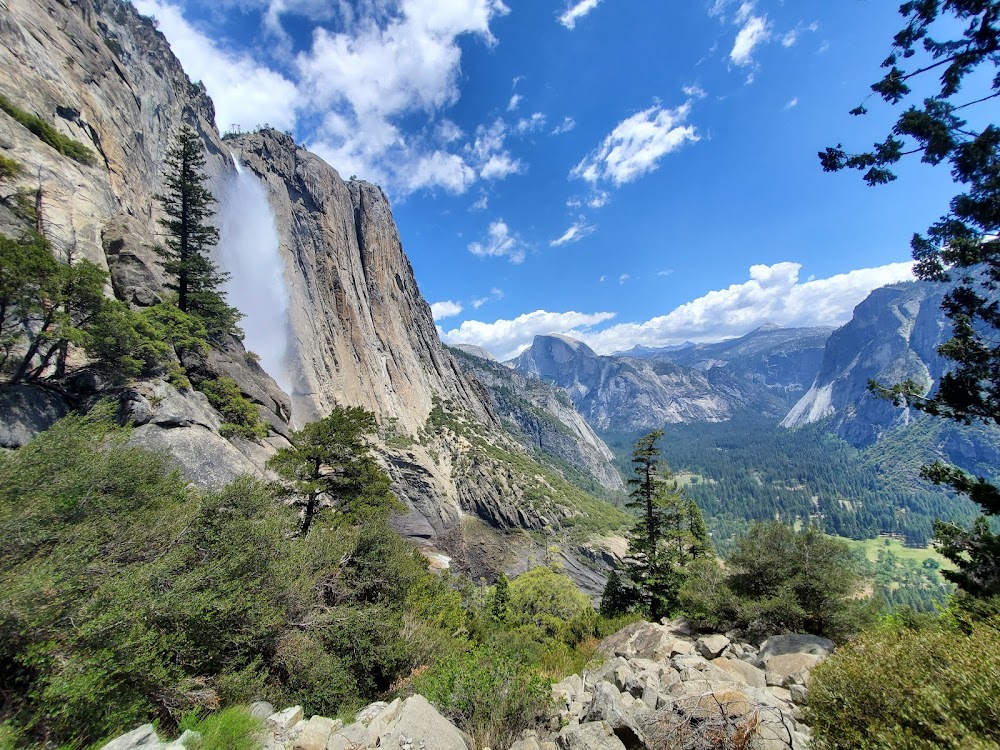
[657,269,674,277]
[558,0,602,29]
[571,103,699,186]
[440,310,617,360]
[599,275,606,283]
[550,218,596,247]
[294,0,509,194]
[619,273,630,284]
[471,287,504,308]
[784,97,799,110]
[436,119,464,143]
[132,0,298,131]
[431,300,464,320]
[446,262,915,360]
[682,84,708,99]
[552,116,576,135]
[470,192,489,211]
[468,119,524,180]
[515,112,547,134]
[468,219,527,263]
[588,190,610,208]
[576,261,915,353]
[507,93,523,111]
[731,13,771,66]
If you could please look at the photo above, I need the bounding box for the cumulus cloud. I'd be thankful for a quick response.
[469,219,527,263]
[507,93,523,111]
[550,218,596,247]
[133,0,298,131]
[571,103,699,186]
[447,261,915,360]
[558,0,603,29]
[579,261,915,352]
[440,310,617,360]
[619,273,630,284]
[682,84,707,99]
[431,300,464,320]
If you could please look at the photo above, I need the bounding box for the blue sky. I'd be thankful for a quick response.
[132,0,959,360]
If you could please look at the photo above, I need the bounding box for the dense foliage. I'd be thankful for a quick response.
[603,413,991,550]
[806,612,1000,749]
[823,0,1000,597]
[678,522,876,641]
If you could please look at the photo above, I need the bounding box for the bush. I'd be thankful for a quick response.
[415,645,549,750]
[0,154,21,182]
[806,618,1000,749]
[197,377,268,439]
[680,522,877,641]
[0,94,95,165]
[509,566,594,642]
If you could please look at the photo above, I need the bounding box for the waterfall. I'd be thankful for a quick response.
[216,155,292,395]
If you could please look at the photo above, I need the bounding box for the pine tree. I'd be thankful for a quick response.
[490,572,511,624]
[599,569,636,617]
[822,1,1000,596]
[623,430,703,621]
[156,126,241,338]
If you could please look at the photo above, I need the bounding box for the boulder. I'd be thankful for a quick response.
[510,733,544,750]
[326,721,370,750]
[583,681,644,747]
[163,730,200,750]
[0,384,71,449]
[764,653,821,687]
[711,657,767,688]
[696,634,731,660]
[249,701,275,719]
[99,725,162,750]
[370,695,468,750]
[598,621,674,661]
[293,715,340,750]
[557,722,627,750]
[758,634,834,663]
[267,705,304,731]
[675,688,754,721]
[356,701,390,724]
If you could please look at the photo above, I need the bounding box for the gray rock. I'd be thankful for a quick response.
[294,715,341,750]
[557,722,627,750]
[711,657,767,688]
[267,706,304,731]
[99,724,163,750]
[764,654,821,687]
[356,701,391,724]
[582,682,645,749]
[250,701,275,719]
[371,695,468,750]
[163,730,200,750]
[675,687,754,721]
[789,684,808,704]
[0,384,71,449]
[758,634,834,663]
[509,735,544,750]
[696,634,731,659]
[129,422,264,487]
[326,721,370,750]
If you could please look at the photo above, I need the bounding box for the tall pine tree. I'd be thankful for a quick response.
[156,126,241,338]
[623,430,710,621]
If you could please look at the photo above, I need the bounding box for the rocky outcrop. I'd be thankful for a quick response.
[0,0,292,481]
[511,335,734,432]
[539,619,822,750]
[450,345,623,491]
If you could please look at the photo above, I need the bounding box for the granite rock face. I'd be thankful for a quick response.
[512,335,734,432]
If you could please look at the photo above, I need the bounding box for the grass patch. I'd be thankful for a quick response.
[179,706,263,750]
[0,94,95,165]
[842,535,952,569]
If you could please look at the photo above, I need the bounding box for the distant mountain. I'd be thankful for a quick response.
[449,345,623,491]
[452,344,498,362]
[781,280,1000,476]
[510,334,735,431]
[654,325,833,399]
[614,342,695,358]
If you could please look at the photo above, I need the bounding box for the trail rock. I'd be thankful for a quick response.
[250,701,275,719]
[711,657,767,688]
[757,634,834,663]
[267,706,304,731]
[293,715,340,750]
[696,634,730,660]
[371,695,468,750]
[583,682,644,746]
[99,725,162,750]
[764,654,822,687]
[556,722,627,750]
[675,688,754,721]
[326,722,370,750]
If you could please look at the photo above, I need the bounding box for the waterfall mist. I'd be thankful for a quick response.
[216,157,293,395]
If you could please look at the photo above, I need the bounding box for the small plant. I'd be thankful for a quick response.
[197,377,268,440]
[243,350,261,364]
[178,706,263,750]
[0,94,95,165]
[0,154,21,182]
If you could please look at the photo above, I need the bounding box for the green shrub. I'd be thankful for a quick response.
[180,706,263,750]
[0,154,21,181]
[415,645,549,750]
[0,95,95,165]
[509,566,594,642]
[806,618,1000,749]
[197,377,268,439]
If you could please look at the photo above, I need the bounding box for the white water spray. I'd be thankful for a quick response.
[216,155,293,395]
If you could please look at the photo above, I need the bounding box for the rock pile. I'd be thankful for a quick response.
[521,619,832,750]
[98,620,831,750]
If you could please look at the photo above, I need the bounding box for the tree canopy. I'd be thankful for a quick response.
[822,0,1000,597]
